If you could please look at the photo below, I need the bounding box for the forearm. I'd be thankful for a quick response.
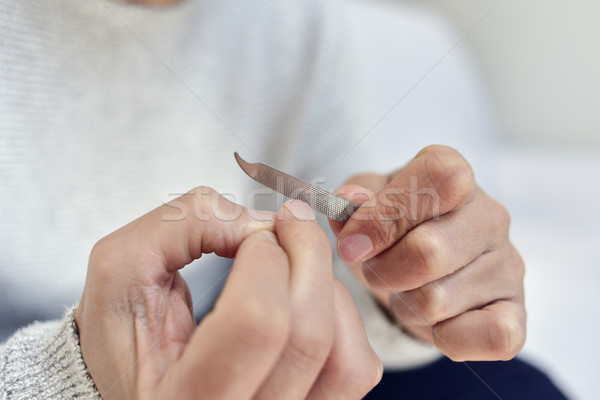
[0,306,100,400]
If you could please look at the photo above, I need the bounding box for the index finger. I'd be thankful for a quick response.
[163,230,292,399]
[337,146,475,264]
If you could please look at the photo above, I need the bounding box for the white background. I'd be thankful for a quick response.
[403,0,600,149]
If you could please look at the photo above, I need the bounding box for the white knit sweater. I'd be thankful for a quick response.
[0,0,440,397]
[0,307,99,399]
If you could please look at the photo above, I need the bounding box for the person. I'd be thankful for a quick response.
[0,0,566,398]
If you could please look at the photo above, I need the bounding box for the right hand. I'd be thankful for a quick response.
[75,187,382,399]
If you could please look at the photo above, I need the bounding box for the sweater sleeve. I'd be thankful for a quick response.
[0,306,100,400]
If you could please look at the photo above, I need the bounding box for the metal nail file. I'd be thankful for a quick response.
[234,153,360,223]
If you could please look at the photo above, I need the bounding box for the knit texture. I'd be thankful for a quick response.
[0,1,439,396]
[0,0,365,339]
[0,307,100,399]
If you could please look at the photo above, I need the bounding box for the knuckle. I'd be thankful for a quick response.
[372,355,384,387]
[489,313,525,360]
[191,185,219,206]
[192,185,217,196]
[406,229,446,280]
[231,297,290,350]
[492,201,512,232]
[287,324,333,366]
[187,185,218,207]
[337,352,383,397]
[423,147,474,206]
[194,185,244,221]
[88,236,118,281]
[90,235,112,261]
[508,248,525,281]
[413,284,448,325]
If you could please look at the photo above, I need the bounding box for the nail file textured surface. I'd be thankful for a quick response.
[235,153,360,223]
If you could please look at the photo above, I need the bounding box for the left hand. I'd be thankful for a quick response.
[329,145,526,361]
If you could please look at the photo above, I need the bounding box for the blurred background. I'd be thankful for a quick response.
[407,0,600,149]
[346,0,600,398]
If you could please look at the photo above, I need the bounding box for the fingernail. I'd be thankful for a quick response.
[338,233,373,264]
[352,192,370,203]
[284,200,315,220]
[257,229,279,244]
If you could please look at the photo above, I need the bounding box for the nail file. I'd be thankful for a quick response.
[234,153,360,223]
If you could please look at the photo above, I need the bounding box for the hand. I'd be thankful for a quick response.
[330,145,526,362]
[76,187,381,399]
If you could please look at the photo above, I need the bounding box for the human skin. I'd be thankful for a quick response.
[75,192,382,399]
[330,145,526,361]
[82,0,524,368]
[75,144,524,399]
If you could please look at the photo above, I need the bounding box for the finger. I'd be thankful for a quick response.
[89,186,275,286]
[161,230,291,400]
[432,300,527,362]
[255,200,335,399]
[337,145,475,264]
[389,246,525,340]
[329,183,377,237]
[306,280,383,399]
[365,188,511,291]
[328,185,379,293]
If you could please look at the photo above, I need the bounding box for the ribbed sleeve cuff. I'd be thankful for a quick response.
[0,305,100,400]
